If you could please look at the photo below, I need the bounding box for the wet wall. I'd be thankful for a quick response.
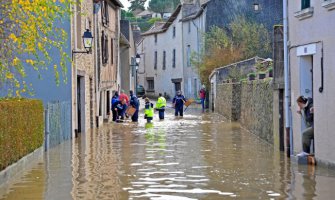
[215,80,274,144]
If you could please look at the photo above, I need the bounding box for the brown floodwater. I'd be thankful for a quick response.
[1,107,335,199]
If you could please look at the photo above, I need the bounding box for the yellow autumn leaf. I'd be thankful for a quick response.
[13,57,20,66]
[6,72,14,79]
[9,33,18,43]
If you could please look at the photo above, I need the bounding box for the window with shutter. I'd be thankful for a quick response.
[104,34,109,64]
[101,31,105,64]
[101,31,109,65]
[111,38,113,64]
[163,51,166,70]
[102,0,109,27]
[172,49,176,68]
[154,51,157,69]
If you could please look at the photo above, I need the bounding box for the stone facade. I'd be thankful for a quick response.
[240,80,273,143]
[71,0,123,134]
[205,0,283,32]
[215,80,274,144]
[71,0,96,134]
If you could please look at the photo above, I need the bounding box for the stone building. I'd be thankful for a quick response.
[72,0,123,134]
[288,0,335,167]
[71,0,95,135]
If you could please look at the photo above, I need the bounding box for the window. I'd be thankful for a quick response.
[188,22,191,33]
[101,0,109,27]
[154,51,157,69]
[154,34,157,44]
[173,26,176,38]
[111,38,114,64]
[147,80,154,90]
[187,45,191,67]
[101,31,109,65]
[163,51,166,70]
[301,0,310,9]
[172,49,176,68]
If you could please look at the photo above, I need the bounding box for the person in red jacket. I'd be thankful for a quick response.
[199,85,206,112]
[119,90,129,118]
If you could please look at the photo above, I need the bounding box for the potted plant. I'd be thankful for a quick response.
[258,72,266,79]
[268,67,273,77]
[248,72,256,81]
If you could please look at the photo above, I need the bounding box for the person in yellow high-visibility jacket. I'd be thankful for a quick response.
[155,93,167,120]
[144,98,154,123]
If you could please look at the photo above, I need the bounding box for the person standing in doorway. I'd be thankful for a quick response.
[129,90,139,122]
[296,95,314,157]
[199,85,206,113]
[155,93,167,120]
[173,90,186,117]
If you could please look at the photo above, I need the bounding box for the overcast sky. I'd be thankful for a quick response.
[119,0,149,10]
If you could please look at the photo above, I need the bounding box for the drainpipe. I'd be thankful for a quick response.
[283,0,292,157]
[73,3,78,137]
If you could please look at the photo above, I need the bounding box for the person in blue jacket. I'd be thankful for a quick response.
[111,92,119,121]
[129,90,140,122]
[172,90,187,117]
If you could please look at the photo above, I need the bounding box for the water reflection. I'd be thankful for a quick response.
[1,109,335,199]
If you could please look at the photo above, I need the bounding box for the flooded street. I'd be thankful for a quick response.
[1,107,335,199]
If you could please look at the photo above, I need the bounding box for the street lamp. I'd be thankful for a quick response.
[72,29,94,60]
[135,53,141,96]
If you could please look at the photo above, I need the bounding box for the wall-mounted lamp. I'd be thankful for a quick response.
[72,29,94,60]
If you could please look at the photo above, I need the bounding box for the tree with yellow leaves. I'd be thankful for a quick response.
[0,0,74,97]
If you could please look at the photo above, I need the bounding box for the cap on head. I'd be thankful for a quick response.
[159,93,162,96]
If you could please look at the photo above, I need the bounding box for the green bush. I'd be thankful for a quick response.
[0,98,44,170]
[248,72,256,78]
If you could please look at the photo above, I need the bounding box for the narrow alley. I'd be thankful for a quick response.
[1,107,335,199]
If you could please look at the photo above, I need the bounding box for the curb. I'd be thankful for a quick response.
[0,147,44,187]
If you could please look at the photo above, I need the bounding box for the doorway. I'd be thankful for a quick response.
[77,76,85,133]
[175,82,181,93]
[106,90,110,116]
[300,55,313,99]
[299,55,314,152]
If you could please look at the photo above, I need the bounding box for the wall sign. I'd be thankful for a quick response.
[297,43,317,56]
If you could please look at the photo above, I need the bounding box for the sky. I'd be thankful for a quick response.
[119,0,149,10]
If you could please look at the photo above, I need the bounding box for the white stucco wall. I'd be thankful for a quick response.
[181,8,206,99]
[288,1,335,165]
[138,11,184,99]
